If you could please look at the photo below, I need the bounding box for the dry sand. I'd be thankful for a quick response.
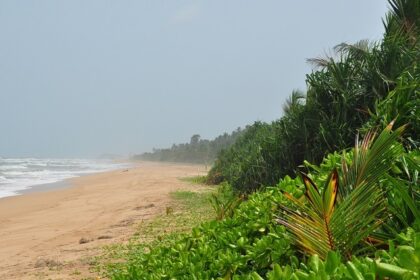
[0,161,206,279]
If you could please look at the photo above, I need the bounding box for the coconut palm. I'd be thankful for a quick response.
[384,0,420,41]
[277,122,405,259]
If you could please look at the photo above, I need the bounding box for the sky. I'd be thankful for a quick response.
[0,1,390,158]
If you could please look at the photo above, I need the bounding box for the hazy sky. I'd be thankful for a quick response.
[0,1,389,157]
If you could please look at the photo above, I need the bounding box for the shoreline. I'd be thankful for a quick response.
[0,159,135,200]
[0,161,206,279]
[17,180,72,196]
[15,162,135,197]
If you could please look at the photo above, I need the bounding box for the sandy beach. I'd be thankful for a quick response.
[0,162,206,279]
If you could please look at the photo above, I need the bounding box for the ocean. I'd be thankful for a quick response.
[0,158,130,198]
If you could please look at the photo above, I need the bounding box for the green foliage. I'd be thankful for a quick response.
[105,180,297,279]
[363,69,420,149]
[180,175,209,185]
[209,183,243,220]
[105,138,417,279]
[254,229,420,280]
[133,128,245,164]
[278,124,405,259]
[104,2,420,279]
[384,0,420,41]
[382,149,420,234]
[207,0,420,194]
[207,122,280,192]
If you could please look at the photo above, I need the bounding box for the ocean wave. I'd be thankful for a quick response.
[0,158,131,199]
[0,164,28,170]
[0,175,14,184]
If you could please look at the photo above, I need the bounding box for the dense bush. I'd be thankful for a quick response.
[207,0,420,193]
[106,133,419,279]
[107,2,420,279]
[107,177,296,279]
[256,229,420,280]
[133,128,245,164]
[363,68,420,150]
[207,122,281,192]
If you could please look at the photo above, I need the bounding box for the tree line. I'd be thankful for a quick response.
[132,127,246,164]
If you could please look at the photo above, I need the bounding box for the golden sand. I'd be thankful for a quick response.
[0,162,205,279]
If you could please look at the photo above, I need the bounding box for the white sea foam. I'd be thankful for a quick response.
[0,158,131,198]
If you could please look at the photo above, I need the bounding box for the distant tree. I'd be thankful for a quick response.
[190,134,201,146]
[132,129,246,164]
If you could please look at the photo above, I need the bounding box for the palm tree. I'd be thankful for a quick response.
[277,122,405,259]
[384,0,420,42]
[282,90,306,116]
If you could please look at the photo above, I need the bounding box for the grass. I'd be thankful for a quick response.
[179,175,208,185]
[95,179,216,278]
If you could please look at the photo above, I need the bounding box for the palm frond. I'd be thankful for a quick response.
[282,90,306,116]
[306,57,331,69]
[334,39,373,60]
[277,122,405,259]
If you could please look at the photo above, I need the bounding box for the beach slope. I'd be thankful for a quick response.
[0,162,206,279]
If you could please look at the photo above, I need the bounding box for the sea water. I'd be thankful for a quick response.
[0,158,130,198]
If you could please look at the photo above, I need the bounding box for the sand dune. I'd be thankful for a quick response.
[0,161,206,279]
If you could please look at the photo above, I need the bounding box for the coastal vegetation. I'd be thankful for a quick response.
[104,126,419,279]
[207,0,419,192]
[104,0,419,279]
[132,128,246,164]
